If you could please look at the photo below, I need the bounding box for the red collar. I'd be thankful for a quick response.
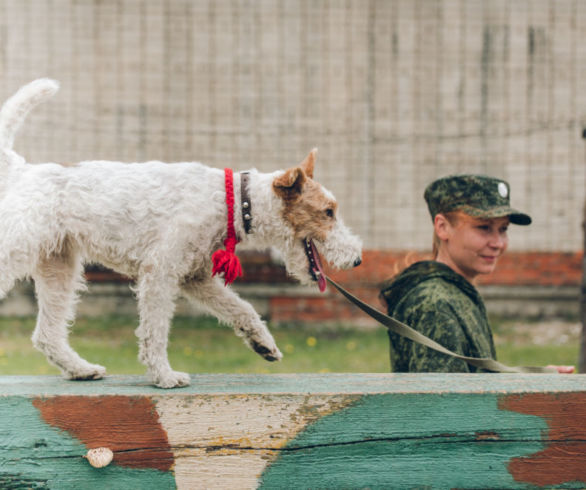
[211,168,243,285]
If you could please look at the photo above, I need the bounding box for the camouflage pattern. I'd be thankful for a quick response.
[379,261,497,373]
[424,174,531,225]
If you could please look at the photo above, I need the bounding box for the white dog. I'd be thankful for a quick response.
[0,79,362,388]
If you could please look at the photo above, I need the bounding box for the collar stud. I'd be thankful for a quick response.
[241,172,253,234]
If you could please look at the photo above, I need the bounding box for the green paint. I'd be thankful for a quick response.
[2,374,586,488]
[259,393,581,489]
[0,398,176,489]
[0,474,49,488]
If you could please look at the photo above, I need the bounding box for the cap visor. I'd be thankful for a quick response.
[508,212,532,226]
[459,205,532,225]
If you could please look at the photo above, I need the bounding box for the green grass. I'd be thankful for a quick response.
[0,315,580,375]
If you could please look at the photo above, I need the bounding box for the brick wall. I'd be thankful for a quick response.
[85,249,583,325]
[266,250,583,325]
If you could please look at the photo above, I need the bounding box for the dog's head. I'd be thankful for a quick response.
[272,149,362,291]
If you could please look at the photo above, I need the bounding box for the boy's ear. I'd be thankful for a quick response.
[434,213,451,241]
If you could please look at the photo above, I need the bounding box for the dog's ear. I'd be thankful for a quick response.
[273,149,317,197]
[273,167,306,196]
[299,148,316,179]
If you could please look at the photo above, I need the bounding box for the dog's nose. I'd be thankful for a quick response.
[353,257,362,268]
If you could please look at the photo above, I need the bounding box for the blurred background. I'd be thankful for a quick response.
[0,0,584,372]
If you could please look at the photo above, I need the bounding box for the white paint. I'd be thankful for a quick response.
[155,394,358,488]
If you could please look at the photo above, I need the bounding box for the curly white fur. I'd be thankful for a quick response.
[0,79,362,388]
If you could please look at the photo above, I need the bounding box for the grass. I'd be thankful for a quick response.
[0,315,580,375]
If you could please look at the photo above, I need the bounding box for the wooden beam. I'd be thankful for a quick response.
[1,374,585,488]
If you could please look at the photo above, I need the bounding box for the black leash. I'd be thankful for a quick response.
[326,276,556,373]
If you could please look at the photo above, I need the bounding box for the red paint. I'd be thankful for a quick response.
[33,395,174,472]
[500,393,586,486]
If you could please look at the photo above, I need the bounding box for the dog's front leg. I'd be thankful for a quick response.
[135,272,190,388]
[181,278,283,362]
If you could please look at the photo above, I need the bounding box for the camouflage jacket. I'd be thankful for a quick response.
[379,261,497,373]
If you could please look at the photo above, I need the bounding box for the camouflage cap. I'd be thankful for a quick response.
[424,174,531,225]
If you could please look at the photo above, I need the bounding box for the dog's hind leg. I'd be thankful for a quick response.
[0,262,19,300]
[181,277,283,362]
[0,245,36,299]
[134,270,190,388]
[31,245,106,380]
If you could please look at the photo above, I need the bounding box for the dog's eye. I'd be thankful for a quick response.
[325,208,335,218]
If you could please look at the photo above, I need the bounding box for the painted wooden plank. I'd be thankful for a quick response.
[2,372,586,395]
[1,374,585,489]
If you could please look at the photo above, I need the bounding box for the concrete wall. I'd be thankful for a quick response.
[1,0,585,252]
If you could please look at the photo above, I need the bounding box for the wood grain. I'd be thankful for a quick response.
[1,374,585,488]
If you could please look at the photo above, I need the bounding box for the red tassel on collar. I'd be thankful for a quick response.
[212,168,243,285]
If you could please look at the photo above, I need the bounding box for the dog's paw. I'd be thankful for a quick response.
[65,363,107,381]
[235,320,283,362]
[251,340,283,362]
[153,370,191,389]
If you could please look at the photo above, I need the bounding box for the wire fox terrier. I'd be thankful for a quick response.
[0,79,362,388]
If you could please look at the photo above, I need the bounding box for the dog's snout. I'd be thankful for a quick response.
[353,257,362,268]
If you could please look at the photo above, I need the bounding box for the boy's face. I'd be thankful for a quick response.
[436,213,510,282]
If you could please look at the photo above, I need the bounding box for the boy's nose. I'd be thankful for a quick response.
[490,234,507,249]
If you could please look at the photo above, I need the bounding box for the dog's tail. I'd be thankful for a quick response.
[0,78,60,150]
